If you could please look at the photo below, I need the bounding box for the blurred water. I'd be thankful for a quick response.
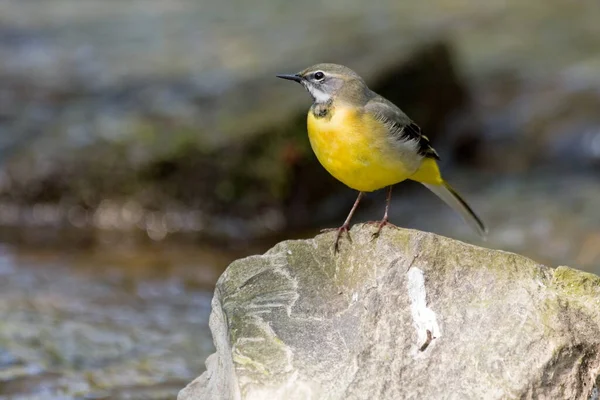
[0,241,231,399]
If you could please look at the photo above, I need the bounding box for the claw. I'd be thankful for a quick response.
[371,219,387,239]
[321,192,364,253]
[322,224,351,252]
[368,186,396,240]
[367,219,399,240]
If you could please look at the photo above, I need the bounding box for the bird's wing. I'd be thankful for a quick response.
[365,96,440,160]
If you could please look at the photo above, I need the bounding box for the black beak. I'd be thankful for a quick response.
[276,74,302,83]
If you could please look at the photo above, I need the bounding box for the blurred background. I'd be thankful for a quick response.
[0,0,599,398]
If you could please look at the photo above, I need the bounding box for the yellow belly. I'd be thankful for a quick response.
[307,105,420,192]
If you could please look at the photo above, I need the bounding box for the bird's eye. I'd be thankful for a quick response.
[314,71,325,81]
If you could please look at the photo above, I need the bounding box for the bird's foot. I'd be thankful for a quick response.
[366,219,399,239]
[321,224,351,253]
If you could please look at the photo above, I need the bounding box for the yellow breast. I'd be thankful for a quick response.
[307,104,420,192]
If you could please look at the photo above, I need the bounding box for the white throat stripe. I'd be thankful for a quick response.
[307,86,331,103]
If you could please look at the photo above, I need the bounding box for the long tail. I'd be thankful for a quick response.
[423,181,487,238]
[410,158,487,238]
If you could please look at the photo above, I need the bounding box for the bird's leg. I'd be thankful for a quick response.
[321,191,364,252]
[370,186,397,238]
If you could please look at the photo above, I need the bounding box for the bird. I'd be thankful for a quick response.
[276,63,486,251]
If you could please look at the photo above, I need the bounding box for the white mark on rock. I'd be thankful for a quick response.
[407,267,441,351]
[535,279,545,288]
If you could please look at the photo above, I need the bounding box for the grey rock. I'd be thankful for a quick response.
[180,224,600,400]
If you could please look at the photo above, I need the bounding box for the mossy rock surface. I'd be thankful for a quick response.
[180,225,600,400]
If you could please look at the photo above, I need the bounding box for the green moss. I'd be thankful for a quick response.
[232,353,270,376]
[535,266,600,337]
[551,266,600,299]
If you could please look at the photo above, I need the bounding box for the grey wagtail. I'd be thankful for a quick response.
[277,63,487,251]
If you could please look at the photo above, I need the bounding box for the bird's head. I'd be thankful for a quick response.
[277,63,368,104]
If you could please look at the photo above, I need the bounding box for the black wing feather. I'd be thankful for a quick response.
[365,95,440,160]
[402,122,440,160]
